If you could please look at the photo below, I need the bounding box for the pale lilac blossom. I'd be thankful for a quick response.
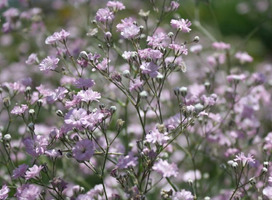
[0,185,9,200]
[11,104,28,115]
[117,152,138,169]
[172,189,194,200]
[107,1,125,11]
[72,139,94,161]
[95,8,114,23]
[25,165,43,180]
[235,51,253,64]
[39,56,60,72]
[152,159,178,178]
[170,19,192,32]
[12,164,29,179]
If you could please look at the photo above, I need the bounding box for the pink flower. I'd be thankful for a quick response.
[64,108,88,129]
[172,189,194,200]
[45,29,70,44]
[0,185,9,200]
[12,164,29,179]
[117,152,138,169]
[138,48,163,60]
[152,159,178,178]
[15,184,41,200]
[235,51,253,64]
[147,32,169,49]
[116,17,140,39]
[145,129,169,145]
[168,1,180,11]
[77,89,101,103]
[169,43,188,56]
[190,44,203,53]
[25,165,43,180]
[212,41,231,50]
[234,152,255,166]
[39,56,60,72]
[95,8,114,23]
[72,139,94,161]
[107,1,125,11]
[23,135,49,157]
[263,186,272,199]
[11,104,28,115]
[140,62,160,78]
[170,19,192,32]
[122,51,137,60]
[227,74,246,82]
[129,78,143,92]
[25,53,39,65]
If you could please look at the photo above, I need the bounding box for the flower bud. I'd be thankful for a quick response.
[140,91,148,98]
[110,106,117,114]
[173,87,180,96]
[3,97,10,107]
[3,134,11,142]
[79,51,88,60]
[122,70,131,78]
[193,36,200,43]
[29,109,35,116]
[56,110,64,117]
[37,99,43,107]
[179,86,187,97]
[194,103,204,113]
[28,123,35,132]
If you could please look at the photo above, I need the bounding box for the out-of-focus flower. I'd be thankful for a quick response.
[170,19,192,32]
[107,1,125,11]
[25,53,39,65]
[152,159,178,178]
[212,42,231,50]
[74,78,95,89]
[15,184,41,200]
[117,152,138,169]
[172,189,194,200]
[0,185,9,200]
[12,164,29,179]
[25,165,43,180]
[235,51,253,64]
[11,104,28,115]
[95,8,114,23]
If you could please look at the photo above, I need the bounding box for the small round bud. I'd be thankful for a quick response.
[56,110,64,117]
[227,160,234,166]
[179,87,187,97]
[262,167,268,173]
[173,87,180,96]
[232,162,238,168]
[79,51,88,60]
[264,161,269,168]
[122,70,131,78]
[204,81,211,91]
[28,123,35,132]
[3,134,11,142]
[140,91,148,98]
[168,32,174,38]
[204,197,211,200]
[194,103,204,113]
[3,97,11,107]
[110,106,117,114]
[193,36,200,43]
[37,99,43,107]
[25,86,31,93]
[104,32,112,41]
[29,109,35,116]
[249,177,256,185]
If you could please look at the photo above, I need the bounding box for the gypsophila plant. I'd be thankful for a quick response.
[0,0,272,199]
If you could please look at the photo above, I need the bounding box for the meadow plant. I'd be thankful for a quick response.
[0,0,272,199]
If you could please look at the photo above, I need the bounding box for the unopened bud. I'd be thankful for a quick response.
[3,134,11,142]
[3,97,10,107]
[122,70,131,78]
[193,36,200,43]
[110,106,117,114]
[56,110,64,117]
[79,51,88,60]
[37,99,43,107]
[194,103,204,113]
[140,91,148,98]
[179,87,187,97]
[28,123,35,132]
